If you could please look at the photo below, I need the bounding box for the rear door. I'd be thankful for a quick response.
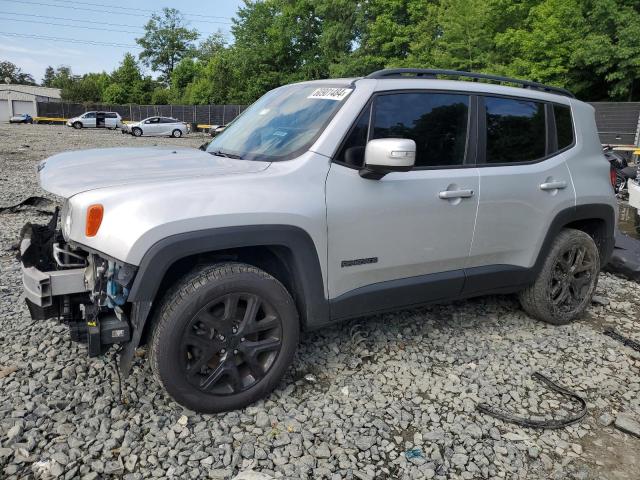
[96,111,106,128]
[105,112,117,128]
[160,117,175,135]
[465,96,576,292]
[326,91,479,312]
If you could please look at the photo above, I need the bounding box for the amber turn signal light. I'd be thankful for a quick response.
[85,204,104,237]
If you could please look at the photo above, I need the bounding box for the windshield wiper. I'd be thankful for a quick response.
[209,150,243,160]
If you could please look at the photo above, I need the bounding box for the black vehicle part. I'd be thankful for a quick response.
[149,262,300,413]
[60,294,88,342]
[0,196,55,215]
[605,231,640,281]
[519,228,600,325]
[84,310,131,357]
[477,372,587,429]
[604,328,640,353]
[87,321,102,357]
[17,209,59,270]
[100,314,131,344]
[25,297,59,321]
[364,68,575,98]
[68,320,88,343]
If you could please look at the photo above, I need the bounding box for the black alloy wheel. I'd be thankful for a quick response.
[549,244,598,314]
[181,292,283,395]
[519,228,600,325]
[150,263,299,413]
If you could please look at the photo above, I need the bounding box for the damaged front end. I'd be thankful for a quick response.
[19,209,136,357]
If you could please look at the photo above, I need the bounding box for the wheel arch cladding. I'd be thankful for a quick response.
[536,204,616,271]
[127,224,328,328]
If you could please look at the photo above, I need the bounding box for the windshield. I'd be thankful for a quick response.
[206,84,353,161]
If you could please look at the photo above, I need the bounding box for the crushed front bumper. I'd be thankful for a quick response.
[20,221,133,356]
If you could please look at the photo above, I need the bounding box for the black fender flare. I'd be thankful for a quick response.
[120,225,328,375]
[534,203,616,271]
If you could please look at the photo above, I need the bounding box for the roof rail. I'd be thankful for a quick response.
[364,68,575,98]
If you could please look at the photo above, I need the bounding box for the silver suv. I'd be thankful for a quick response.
[20,69,616,413]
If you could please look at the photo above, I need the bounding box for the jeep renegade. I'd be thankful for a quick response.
[20,69,616,413]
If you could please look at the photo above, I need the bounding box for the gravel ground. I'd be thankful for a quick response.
[1,123,640,480]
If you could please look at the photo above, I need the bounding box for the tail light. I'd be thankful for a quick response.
[609,166,617,191]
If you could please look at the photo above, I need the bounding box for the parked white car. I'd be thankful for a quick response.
[124,117,189,138]
[66,111,122,130]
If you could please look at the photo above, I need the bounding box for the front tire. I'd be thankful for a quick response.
[172,129,182,138]
[519,229,600,325]
[132,127,142,137]
[149,263,299,413]
[72,121,82,129]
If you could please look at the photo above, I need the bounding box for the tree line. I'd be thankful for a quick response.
[3,0,640,104]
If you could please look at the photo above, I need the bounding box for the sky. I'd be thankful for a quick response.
[0,0,243,83]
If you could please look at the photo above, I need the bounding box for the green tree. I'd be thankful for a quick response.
[136,8,199,84]
[198,32,228,61]
[495,0,586,90]
[577,0,640,100]
[431,0,495,72]
[0,60,36,85]
[102,84,128,104]
[151,87,171,105]
[62,72,110,102]
[42,66,56,87]
[170,58,203,101]
[111,53,143,87]
[50,66,74,90]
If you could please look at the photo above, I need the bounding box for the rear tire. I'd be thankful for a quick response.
[72,121,82,129]
[132,127,142,137]
[172,129,182,138]
[519,228,599,325]
[149,262,299,413]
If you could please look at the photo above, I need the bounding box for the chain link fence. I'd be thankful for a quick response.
[36,102,248,125]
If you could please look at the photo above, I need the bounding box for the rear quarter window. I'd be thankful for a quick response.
[554,104,574,150]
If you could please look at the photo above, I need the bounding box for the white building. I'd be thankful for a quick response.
[0,84,61,121]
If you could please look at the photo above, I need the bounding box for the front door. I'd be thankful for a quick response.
[326,91,479,317]
[144,117,161,135]
[82,112,96,127]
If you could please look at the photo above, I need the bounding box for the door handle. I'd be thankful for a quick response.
[539,180,567,191]
[438,189,474,199]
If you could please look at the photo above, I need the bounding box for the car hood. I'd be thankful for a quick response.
[38,147,270,198]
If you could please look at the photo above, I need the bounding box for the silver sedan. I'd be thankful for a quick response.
[124,117,189,138]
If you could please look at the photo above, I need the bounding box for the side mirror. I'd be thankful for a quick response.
[359,138,416,180]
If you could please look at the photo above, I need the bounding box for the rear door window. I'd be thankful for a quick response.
[484,97,546,164]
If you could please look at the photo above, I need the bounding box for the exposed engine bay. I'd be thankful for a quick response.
[19,209,137,357]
